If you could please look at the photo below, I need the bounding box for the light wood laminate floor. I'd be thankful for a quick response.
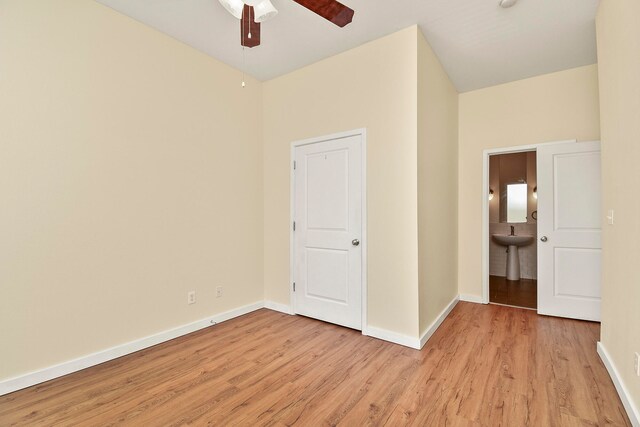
[0,303,630,426]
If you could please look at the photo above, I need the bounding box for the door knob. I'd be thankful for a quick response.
[352,239,360,246]
[540,236,548,242]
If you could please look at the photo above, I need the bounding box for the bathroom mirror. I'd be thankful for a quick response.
[506,183,527,223]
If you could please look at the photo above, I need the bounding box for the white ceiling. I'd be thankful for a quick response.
[95,0,599,92]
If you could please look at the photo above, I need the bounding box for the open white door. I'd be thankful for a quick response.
[538,141,602,321]
[293,133,363,330]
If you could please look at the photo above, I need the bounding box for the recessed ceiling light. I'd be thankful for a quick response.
[499,0,518,8]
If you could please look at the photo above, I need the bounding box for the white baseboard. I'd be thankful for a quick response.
[459,294,485,304]
[361,297,460,350]
[264,300,293,315]
[419,296,459,349]
[0,296,471,397]
[0,301,264,396]
[365,326,421,349]
[597,342,640,426]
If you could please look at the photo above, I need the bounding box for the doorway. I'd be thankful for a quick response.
[290,129,367,330]
[487,150,538,309]
[482,140,602,321]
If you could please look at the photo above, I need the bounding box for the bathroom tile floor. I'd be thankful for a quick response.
[489,275,537,309]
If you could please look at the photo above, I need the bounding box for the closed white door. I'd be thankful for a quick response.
[293,134,362,330]
[538,141,602,321]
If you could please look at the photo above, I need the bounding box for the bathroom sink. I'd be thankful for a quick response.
[492,234,534,247]
[492,234,534,280]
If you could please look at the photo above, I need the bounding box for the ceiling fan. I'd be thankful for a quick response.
[217,0,355,48]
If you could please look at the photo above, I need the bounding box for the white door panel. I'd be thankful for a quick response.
[306,150,349,230]
[306,248,349,302]
[553,152,602,230]
[538,141,602,321]
[294,134,362,330]
[553,248,601,299]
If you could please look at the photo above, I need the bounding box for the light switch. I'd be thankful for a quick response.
[607,209,614,225]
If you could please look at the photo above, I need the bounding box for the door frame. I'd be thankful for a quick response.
[289,128,368,334]
[481,139,576,304]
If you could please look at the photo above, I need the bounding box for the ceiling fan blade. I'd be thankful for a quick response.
[241,5,261,48]
[292,0,354,27]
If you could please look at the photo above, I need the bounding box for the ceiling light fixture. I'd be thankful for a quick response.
[499,0,518,8]
[218,0,278,22]
[218,0,355,48]
[253,0,278,22]
[218,0,244,19]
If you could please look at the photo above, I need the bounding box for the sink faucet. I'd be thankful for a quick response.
[510,225,515,236]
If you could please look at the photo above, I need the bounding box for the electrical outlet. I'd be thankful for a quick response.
[216,286,223,298]
[634,352,640,377]
[607,209,614,225]
[187,291,196,305]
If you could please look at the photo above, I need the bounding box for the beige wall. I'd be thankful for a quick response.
[597,0,640,414]
[263,27,421,337]
[457,65,601,298]
[417,31,459,334]
[0,0,263,380]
